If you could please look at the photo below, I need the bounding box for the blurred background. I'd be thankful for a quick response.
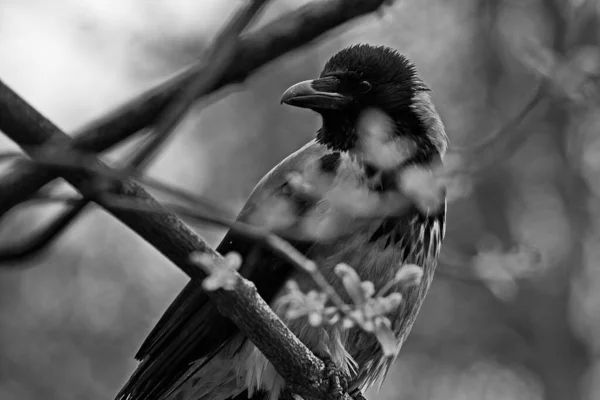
[1,0,600,399]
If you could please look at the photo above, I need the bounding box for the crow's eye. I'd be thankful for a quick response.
[358,80,372,93]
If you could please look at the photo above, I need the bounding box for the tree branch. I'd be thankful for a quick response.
[0,1,395,398]
[0,0,391,215]
[0,0,270,262]
[127,0,270,169]
[1,113,335,399]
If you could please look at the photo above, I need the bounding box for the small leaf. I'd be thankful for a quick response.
[190,252,214,269]
[247,194,297,231]
[356,108,417,170]
[399,166,446,214]
[394,264,424,286]
[286,172,315,195]
[328,313,340,325]
[335,263,368,305]
[285,308,306,320]
[324,306,338,316]
[342,318,355,329]
[308,312,323,326]
[190,251,241,292]
[276,282,330,323]
[361,281,375,298]
[374,318,399,357]
[286,280,301,293]
[378,292,403,314]
[361,318,375,332]
[348,309,364,325]
[224,252,242,270]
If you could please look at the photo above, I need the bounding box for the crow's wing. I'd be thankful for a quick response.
[116,141,328,400]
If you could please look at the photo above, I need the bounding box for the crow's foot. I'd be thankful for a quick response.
[348,388,368,400]
[321,356,349,400]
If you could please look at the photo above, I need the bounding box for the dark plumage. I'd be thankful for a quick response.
[117,43,448,400]
[314,45,428,153]
[319,152,341,173]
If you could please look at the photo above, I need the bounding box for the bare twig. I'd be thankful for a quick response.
[0,189,358,398]
[0,187,356,324]
[0,150,23,163]
[1,0,267,258]
[0,0,391,215]
[128,0,269,169]
[2,178,337,398]
[448,81,546,176]
[0,145,230,214]
[0,144,405,341]
[0,141,237,262]
[0,200,88,262]
[11,144,423,222]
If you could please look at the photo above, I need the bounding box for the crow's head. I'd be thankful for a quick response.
[282,44,447,164]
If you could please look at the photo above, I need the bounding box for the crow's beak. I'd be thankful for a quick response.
[281,76,352,110]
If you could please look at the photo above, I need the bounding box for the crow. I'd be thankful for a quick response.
[117,43,448,400]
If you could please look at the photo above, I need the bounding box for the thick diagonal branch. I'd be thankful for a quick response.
[1,83,335,397]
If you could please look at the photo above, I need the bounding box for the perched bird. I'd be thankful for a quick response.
[117,44,448,400]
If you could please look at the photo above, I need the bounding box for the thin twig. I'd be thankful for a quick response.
[27,146,416,220]
[0,190,354,320]
[0,187,370,361]
[0,200,89,262]
[5,144,419,319]
[448,81,546,175]
[128,0,269,169]
[0,0,267,256]
[0,0,391,215]
[15,146,231,216]
[0,151,23,163]
[0,181,335,398]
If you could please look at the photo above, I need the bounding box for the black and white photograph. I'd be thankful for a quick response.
[0,1,599,399]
